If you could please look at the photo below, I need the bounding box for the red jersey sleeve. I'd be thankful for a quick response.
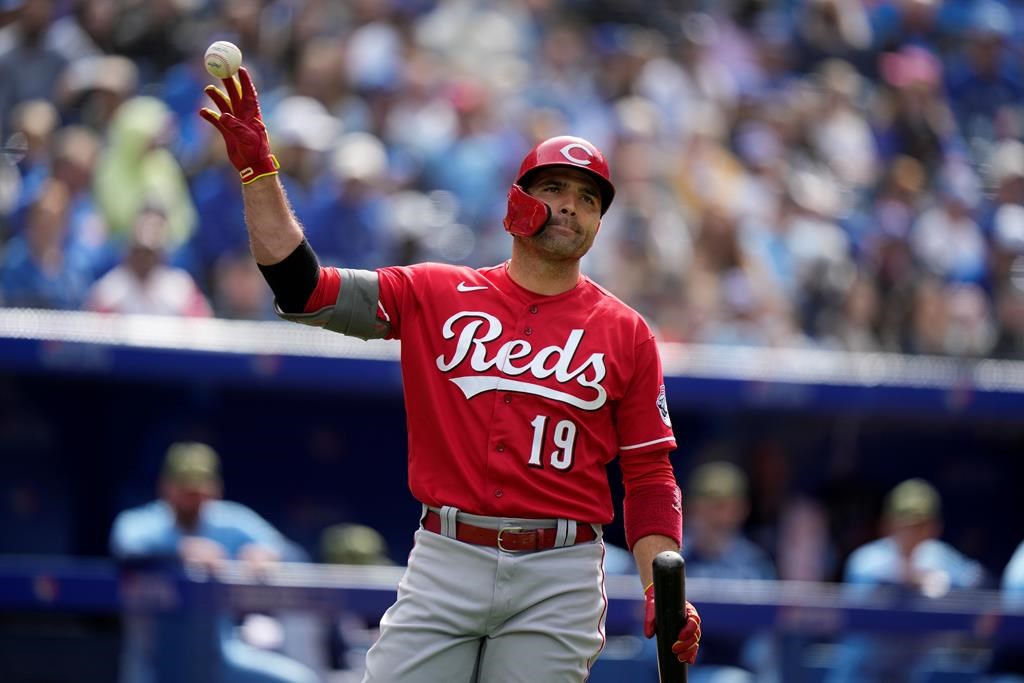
[303,267,342,312]
[376,265,428,339]
[615,334,676,456]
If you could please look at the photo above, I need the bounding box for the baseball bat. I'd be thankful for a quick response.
[653,550,688,683]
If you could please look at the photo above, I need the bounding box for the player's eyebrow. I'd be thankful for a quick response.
[539,177,600,201]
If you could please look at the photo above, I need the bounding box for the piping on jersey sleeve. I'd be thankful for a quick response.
[620,435,676,451]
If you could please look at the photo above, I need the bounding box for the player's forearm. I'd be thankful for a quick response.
[242,175,305,265]
[633,534,680,590]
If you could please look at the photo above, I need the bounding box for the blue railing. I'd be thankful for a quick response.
[2,556,1022,640]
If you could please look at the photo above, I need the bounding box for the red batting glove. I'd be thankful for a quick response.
[199,67,279,184]
[643,583,702,665]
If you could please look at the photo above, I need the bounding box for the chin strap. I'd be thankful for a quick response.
[503,184,551,236]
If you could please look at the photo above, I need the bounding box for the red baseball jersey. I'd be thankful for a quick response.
[376,261,676,523]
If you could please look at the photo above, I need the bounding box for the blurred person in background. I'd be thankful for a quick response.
[982,140,1024,240]
[424,77,513,241]
[0,0,67,136]
[990,199,1024,357]
[810,59,878,193]
[866,0,945,56]
[319,523,395,680]
[210,248,276,320]
[49,124,117,279]
[942,282,997,357]
[284,38,358,127]
[264,95,341,226]
[683,461,778,683]
[905,276,951,355]
[54,53,139,133]
[85,204,212,317]
[5,98,59,225]
[944,0,1023,144]
[873,45,957,173]
[111,0,190,80]
[860,155,927,351]
[305,132,393,271]
[820,270,883,352]
[690,201,796,347]
[110,441,320,683]
[44,0,117,63]
[792,0,872,71]
[585,115,693,326]
[187,121,251,285]
[827,478,987,683]
[910,162,987,285]
[94,95,197,254]
[0,178,93,309]
[984,538,1024,681]
[992,280,1024,358]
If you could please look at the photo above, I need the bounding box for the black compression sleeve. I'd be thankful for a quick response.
[257,239,321,313]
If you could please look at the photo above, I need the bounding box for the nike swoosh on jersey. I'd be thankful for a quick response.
[456,282,488,292]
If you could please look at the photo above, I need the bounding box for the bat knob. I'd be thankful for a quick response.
[653,550,684,573]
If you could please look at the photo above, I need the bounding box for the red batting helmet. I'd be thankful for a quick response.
[503,135,616,236]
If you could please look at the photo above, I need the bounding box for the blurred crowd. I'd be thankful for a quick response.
[4,0,1024,358]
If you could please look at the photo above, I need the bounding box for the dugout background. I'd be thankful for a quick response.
[2,354,1021,581]
[1,325,1024,682]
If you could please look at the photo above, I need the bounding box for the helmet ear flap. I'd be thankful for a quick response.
[503,184,551,236]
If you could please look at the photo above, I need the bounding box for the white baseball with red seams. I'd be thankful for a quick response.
[205,41,242,79]
[359,261,676,681]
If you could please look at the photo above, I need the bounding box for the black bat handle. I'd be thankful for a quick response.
[653,550,687,683]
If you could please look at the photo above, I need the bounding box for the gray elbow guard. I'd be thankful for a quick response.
[275,268,391,340]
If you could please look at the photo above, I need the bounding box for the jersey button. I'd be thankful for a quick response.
[504,395,512,404]
[497,443,505,452]
[529,305,539,314]
[524,327,533,335]
[494,489,504,498]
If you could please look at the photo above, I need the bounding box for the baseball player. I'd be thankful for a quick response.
[200,68,701,682]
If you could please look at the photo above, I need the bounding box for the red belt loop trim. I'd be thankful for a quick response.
[421,510,597,552]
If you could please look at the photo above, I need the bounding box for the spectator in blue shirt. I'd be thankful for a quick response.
[0,179,93,309]
[110,442,319,683]
[984,539,1024,681]
[827,478,987,683]
[682,460,778,683]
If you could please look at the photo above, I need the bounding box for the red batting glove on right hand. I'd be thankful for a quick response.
[199,67,279,184]
[643,583,702,664]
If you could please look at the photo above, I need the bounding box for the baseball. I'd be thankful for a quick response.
[205,41,242,79]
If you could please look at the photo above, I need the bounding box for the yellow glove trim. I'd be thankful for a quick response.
[239,155,280,185]
[241,169,279,185]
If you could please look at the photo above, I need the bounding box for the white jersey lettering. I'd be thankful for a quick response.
[436,312,608,410]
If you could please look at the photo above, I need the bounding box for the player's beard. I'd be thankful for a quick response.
[529,217,596,261]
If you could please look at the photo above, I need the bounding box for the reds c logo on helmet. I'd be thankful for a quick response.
[503,135,616,236]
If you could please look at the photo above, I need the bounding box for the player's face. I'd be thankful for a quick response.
[523,168,603,260]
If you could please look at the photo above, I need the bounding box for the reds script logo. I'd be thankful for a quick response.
[436,311,607,410]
